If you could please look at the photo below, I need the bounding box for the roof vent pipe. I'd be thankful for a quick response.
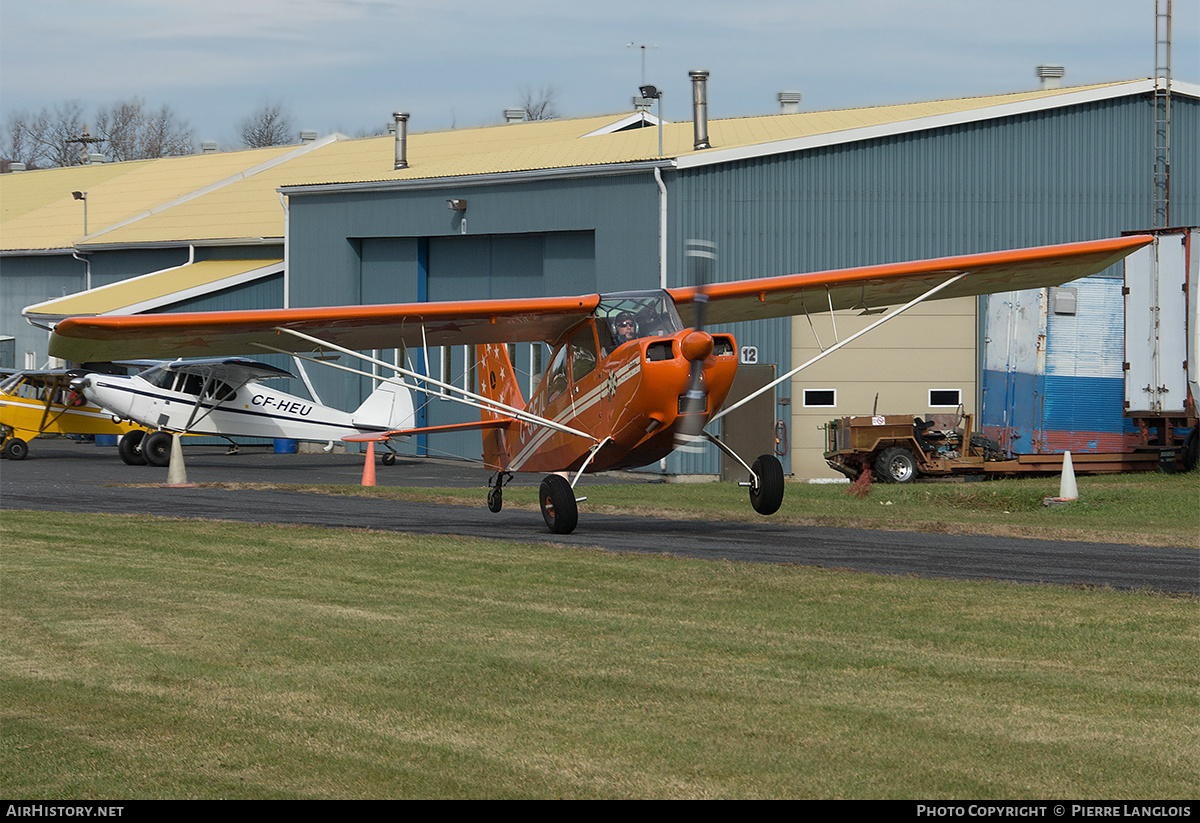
[778,91,802,113]
[1036,65,1065,89]
[689,70,711,150]
[393,111,409,170]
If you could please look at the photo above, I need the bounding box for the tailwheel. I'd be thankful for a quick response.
[143,431,174,468]
[539,475,578,534]
[2,437,29,461]
[487,471,513,513]
[118,430,147,466]
[749,454,784,515]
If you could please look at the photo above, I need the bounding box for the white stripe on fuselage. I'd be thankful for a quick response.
[509,359,641,470]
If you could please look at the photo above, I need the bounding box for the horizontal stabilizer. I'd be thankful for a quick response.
[343,418,516,443]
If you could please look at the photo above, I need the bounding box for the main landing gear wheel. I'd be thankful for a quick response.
[381,452,396,467]
[143,431,174,468]
[488,486,503,513]
[875,446,918,483]
[2,437,28,461]
[749,454,784,515]
[539,475,578,535]
[118,430,147,466]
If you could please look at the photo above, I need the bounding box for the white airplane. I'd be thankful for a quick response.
[71,357,415,467]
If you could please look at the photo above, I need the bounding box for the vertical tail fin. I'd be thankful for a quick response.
[352,378,416,430]
[476,344,524,470]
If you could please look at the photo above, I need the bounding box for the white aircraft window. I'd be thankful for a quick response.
[143,367,174,389]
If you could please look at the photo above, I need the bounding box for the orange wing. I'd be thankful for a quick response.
[47,236,1152,362]
[49,295,600,362]
[669,235,1153,326]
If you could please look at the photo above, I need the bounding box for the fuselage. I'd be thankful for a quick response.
[480,290,740,474]
[0,371,143,441]
[77,370,386,442]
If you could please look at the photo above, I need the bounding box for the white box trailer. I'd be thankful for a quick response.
[1123,227,1198,470]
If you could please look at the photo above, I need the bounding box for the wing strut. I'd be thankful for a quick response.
[257,328,600,443]
[710,272,967,425]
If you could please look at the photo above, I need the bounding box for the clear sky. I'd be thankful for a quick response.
[1,0,1196,150]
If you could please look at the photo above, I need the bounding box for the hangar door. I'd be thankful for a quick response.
[359,232,595,458]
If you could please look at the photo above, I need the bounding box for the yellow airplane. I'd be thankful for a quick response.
[0,368,145,460]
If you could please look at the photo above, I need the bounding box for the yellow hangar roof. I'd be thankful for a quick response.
[0,79,1163,253]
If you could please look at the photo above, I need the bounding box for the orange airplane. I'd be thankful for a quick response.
[46,235,1152,533]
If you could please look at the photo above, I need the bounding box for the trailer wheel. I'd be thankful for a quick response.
[875,446,918,483]
[1184,429,1199,473]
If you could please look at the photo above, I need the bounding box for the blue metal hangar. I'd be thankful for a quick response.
[8,76,1199,478]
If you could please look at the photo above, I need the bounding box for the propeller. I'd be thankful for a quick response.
[674,239,716,448]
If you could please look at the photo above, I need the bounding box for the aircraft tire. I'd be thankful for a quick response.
[2,437,28,461]
[143,431,173,468]
[381,452,396,467]
[487,486,503,513]
[749,454,784,515]
[118,431,147,466]
[875,446,918,483]
[539,475,578,534]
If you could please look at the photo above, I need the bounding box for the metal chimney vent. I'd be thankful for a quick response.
[299,130,317,142]
[778,91,802,113]
[689,70,711,150]
[393,112,409,170]
[504,109,525,123]
[201,141,219,154]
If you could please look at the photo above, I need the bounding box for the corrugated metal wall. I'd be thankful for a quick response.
[283,90,1198,475]
[672,93,1198,470]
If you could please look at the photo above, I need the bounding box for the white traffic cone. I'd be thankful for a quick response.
[1043,450,1078,506]
[1058,450,1078,501]
[166,433,193,487]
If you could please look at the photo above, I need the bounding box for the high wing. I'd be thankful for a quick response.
[153,357,296,386]
[669,235,1155,326]
[49,296,600,362]
[47,236,1151,362]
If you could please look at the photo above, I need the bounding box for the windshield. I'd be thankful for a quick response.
[595,290,682,351]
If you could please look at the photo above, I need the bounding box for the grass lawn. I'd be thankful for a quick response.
[246,468,1200,548]
[2,510,1196,799]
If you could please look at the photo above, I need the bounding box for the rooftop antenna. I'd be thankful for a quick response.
[1153,0,1172,228]
[626,42,658,86]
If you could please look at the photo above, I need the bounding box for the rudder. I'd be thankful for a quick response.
[476,344,524,470]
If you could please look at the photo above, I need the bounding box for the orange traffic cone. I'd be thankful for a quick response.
[361,440,376,487]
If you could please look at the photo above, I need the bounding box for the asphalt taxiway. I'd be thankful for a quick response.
[2,440,1196,594]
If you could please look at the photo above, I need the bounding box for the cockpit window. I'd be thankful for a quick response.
[595,291,683,353]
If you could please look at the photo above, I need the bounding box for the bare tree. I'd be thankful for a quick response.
[5,99,194,168]
[94,98,194,161]
[239,103,295,148]
[519,86,559,121]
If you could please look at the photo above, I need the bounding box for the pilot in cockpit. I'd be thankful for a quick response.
[613,312,639,345]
